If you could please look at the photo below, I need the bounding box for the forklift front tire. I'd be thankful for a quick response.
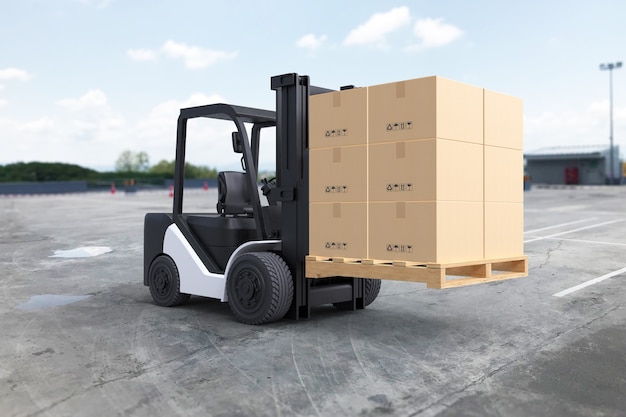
[148,255,191,307]
[363,278,382,306]
[227,252,293,324]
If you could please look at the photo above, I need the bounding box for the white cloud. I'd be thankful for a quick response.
[0,84,5,91]
[57,89,108,111]
[525,100,626,153]
[1,89,250,170]
[297,34,327,50]
[0,89,125,168]
[0,98,7,107]
[137,92,225,138]
[55,89,125,150]
[136,93,248,168]
[127,48,157,62]
[344,7,411,47]
[18,117,55,133]
[0,68,31,81]
[162,40,238,69]
[412,18,463,48]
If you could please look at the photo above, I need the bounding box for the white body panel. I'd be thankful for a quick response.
[163,224,280,301]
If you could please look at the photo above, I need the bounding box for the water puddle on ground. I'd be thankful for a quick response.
[50,246,112,258]
[17,294,92,311]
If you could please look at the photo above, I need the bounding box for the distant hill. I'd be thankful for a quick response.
[0,162,99,182]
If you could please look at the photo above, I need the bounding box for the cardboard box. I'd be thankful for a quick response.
[309,145,367,202]
[484,89,523,150]
[309,202,368,259]
[484,202,524,258]
[368,76,483,145]
[369,201,484,263]
[309,87,368,149]
[369,138,483,202]
[484,146,523,203]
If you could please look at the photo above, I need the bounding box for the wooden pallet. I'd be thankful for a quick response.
[305,255,528,289]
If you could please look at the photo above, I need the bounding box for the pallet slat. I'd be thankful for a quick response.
[305,256,528,289]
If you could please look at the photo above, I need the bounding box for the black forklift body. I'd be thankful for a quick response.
[144,74,370,320]
[172,104,276,274]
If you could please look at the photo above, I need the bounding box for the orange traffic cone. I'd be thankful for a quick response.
[110,183,116,194]
[169,184,174,198]
[203,181,209,191]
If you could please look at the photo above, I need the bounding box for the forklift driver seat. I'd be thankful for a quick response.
[217,171,253,216]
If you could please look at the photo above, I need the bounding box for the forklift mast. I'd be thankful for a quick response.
[271,74,309,320]
[271,74,356,319]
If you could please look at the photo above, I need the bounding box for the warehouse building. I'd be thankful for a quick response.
[525,144,622,185]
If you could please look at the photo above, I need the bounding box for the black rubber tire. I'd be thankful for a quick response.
[333,278,382,310]
[363,278,382,307]
[227,252,293,325]
[148,255,191,307]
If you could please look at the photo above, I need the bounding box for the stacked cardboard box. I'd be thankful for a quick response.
[308,76,524,264]
[484,90,524,259]
[368,77,485,263]
[309,87,368,259]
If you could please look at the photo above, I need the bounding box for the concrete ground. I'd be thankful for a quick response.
[1,186,625,417]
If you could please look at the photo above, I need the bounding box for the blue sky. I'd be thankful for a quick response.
[1,0,625,171]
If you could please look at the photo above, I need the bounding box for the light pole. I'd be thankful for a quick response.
[600,61,622,184]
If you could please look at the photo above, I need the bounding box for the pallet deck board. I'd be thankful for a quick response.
[305,255,528,289]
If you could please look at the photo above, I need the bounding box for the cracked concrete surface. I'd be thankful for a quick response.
[1,187,626,416]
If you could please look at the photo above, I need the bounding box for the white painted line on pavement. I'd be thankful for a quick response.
[524,219,626,244]
[524,218,598,235]
[553,266,626,297]
[543,237,626,247]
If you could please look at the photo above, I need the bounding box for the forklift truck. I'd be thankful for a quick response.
[144,73,381,324]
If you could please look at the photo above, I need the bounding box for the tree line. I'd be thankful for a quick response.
[0,151,217,183]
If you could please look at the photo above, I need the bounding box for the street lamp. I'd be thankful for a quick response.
[600,61,622,184]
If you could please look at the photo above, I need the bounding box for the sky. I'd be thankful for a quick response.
[1,0,625,171]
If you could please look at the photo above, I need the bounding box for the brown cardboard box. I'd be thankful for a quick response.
[368,76,483,145]
[309,202,368,259]
[309,87,368,149]
[484,146,524,203]
[484,202,524,258]
[310,145,367,202]
[369,201,484,263]
[484,89,523,150]
[369,138,483,202]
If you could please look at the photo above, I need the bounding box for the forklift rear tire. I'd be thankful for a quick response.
[334,278,382,310]
[148,255,191,307]
[227,252,293,325]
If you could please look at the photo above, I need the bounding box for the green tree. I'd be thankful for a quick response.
[148,159,176,177]
[115,150,150,173]
[148,159,217,179]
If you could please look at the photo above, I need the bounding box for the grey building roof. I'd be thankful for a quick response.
[525,144,615,160]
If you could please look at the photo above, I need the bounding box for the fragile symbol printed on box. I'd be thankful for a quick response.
[386,183,413,192]
[325,185,348,193]
[385,121,413,131]
[386,244,413,253]
[325,128,348,137]
[325,242,348,250]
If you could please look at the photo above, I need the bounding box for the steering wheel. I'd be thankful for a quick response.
[261,177,276,196]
